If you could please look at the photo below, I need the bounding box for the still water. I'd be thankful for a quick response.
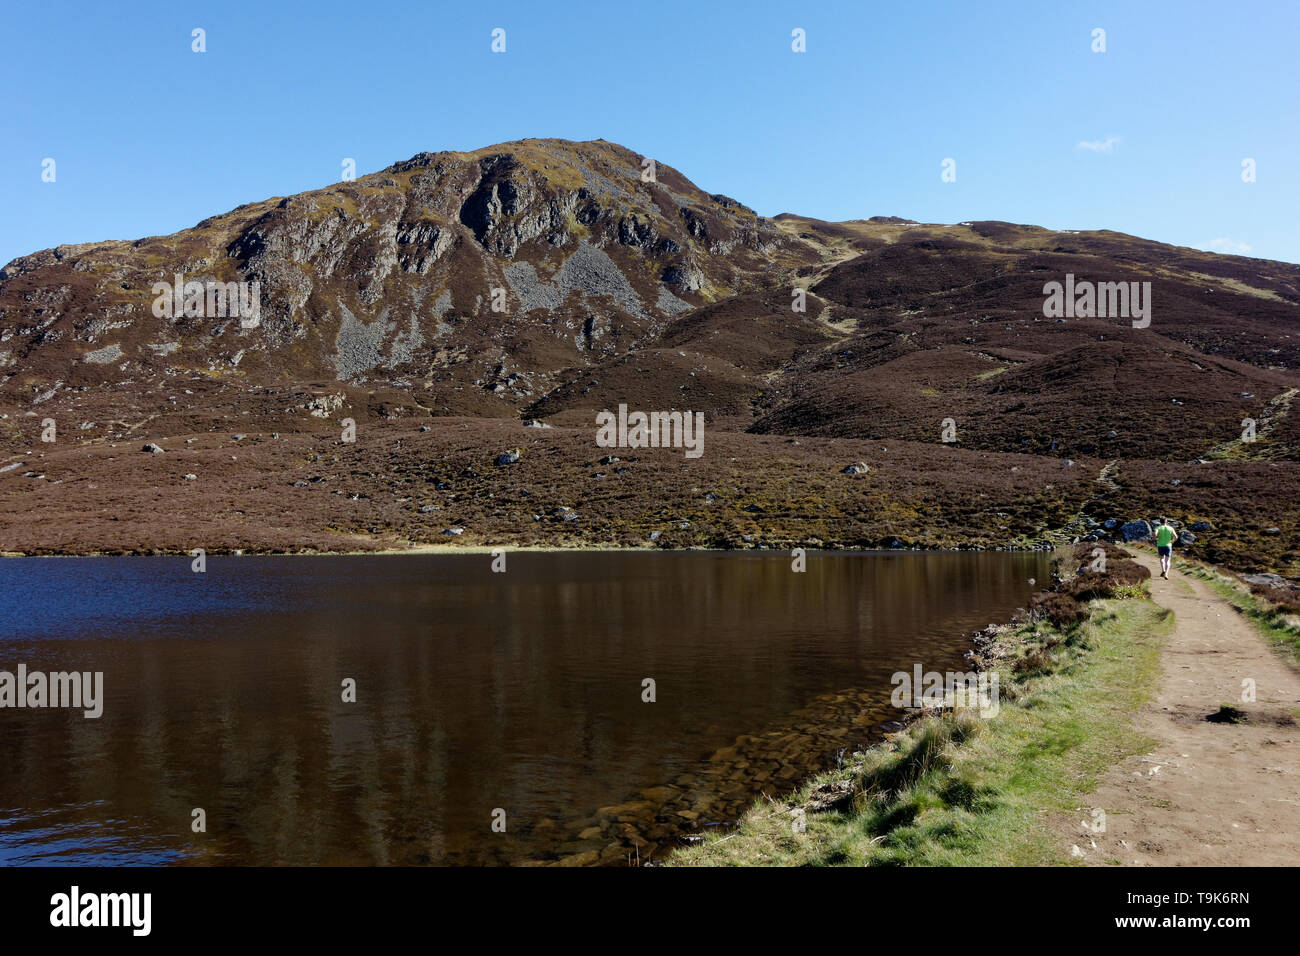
[0,550,1047,865]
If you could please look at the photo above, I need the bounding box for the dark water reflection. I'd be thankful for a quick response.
[0,550,1047,865]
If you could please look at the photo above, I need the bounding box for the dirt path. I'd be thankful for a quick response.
[1064,550,1300,865]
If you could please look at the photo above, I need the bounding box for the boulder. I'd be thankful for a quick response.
[1190,521,1213,532]
[842,462,869,475]
[495,448,522,466]
[1178,531,1196,545]
[142,443,164,453]
[1243,572,1291,589]
[1120,520,1152,542]
[306,394,345,418]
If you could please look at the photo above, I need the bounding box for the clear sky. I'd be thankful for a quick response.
[3,0,1297,266]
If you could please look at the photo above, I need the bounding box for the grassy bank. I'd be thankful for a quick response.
[1181,561,1300,666]
[671,545,1172,866]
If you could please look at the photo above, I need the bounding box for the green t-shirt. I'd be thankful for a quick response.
[1155,525,1175,547]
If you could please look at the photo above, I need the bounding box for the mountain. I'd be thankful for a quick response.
[1,139,1298,573]
[0,139,821,400]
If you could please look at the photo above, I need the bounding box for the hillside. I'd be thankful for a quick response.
[1,139,1297,573]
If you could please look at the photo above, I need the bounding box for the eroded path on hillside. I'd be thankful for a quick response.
[1064,551,1300,865]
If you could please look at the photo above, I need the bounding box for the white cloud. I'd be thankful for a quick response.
[1201,238,1253,256]
[1076,136,1121,153]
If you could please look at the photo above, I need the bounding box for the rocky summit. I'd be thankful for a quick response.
[1,138,1298,573]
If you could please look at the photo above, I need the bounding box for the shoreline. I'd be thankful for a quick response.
[668,542,1167,866]
[0,541,1061,559]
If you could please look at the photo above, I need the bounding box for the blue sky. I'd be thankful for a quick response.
[3,0,1297,265]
